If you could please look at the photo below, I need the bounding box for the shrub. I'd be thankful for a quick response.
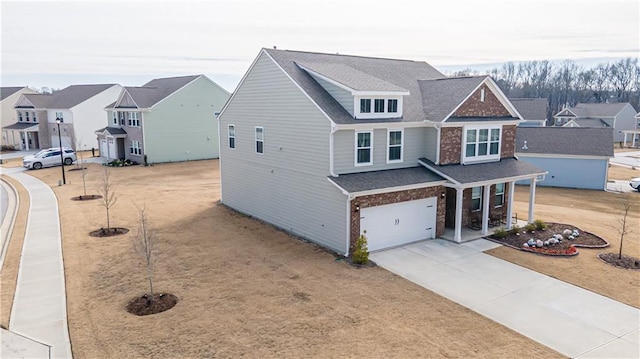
[534,219,547,230]
[524,223,536,233]
[493,228,508,239]
[509,224,521,235]
[352,232,369,265]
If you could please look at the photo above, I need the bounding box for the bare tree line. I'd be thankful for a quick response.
[451,58,640,120]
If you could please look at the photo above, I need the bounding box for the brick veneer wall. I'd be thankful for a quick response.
[453,84,511,117]
[459,184,510,228]
[439,127,462,165]
[501,125,516,158]
[349,186,446,253]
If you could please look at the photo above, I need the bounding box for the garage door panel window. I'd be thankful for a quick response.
[355,131,372,166]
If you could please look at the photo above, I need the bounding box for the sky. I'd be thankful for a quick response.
[1,0,639,92]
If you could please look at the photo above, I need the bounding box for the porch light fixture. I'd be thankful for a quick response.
[441,192,446,199]
[354,204,360,212]
[56,118,66,185]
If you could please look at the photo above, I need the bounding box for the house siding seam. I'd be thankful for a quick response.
[439,127,462,165]
[453,84,512,117]
[349,186,446,252]
[501,125,516,158]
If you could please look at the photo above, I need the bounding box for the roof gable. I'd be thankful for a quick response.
[18,93,54,109]
[572,103,631,118]
[554,108,577,118]
[1,87,29,101]
[450,80,515,119]
[516,127,613,157]
[119,75,200,109]
[509,98,548,121]
[297,62,409,94]
[48,84,118,109]
[115,89,140,108]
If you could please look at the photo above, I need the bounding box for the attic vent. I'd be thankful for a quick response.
[522,140,528,150]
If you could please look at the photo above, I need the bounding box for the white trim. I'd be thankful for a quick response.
[353,96,404,120]
[255,126,264,155]
[334,121,436,131]
[553,108,578,118]
[327,177,447,198]
[435,124,441,164]
[354,130,373,166]
[228,124,236,150]
[114,88,140,109]
[329,124,337,177]
[386,128,403,163]
[462,125,502,164]
[442,77,522,122]
[417,159,547,188]
[515,153,611,160]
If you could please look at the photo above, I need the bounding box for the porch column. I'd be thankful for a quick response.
[528,177,537,223]
[633,132,637,147]
[623,132,628,148]
[506,181,515,229]
[481,184,491,235]
[23,131,29,150]
[454,187,463,243]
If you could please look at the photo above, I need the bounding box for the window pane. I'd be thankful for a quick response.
[466,129,476,142]
[495,194,504,207]
[388,99,398,113]
[229,138,235,149]
[360,99,371,113]
[389,146,401,161]
[357,149,370,163]
[256,128,263,141]
[256,141,263,153]
[479,129,489,141]
[374,99,385,113]
[490,142,499,155]
[478,143,488,155]
[472,186,481,197]
[472,198,481,211]
[229,125,235,136]
[358,132,370,147]
[389,131,401,145]
[491,128,500,141]
[466,143,476,157]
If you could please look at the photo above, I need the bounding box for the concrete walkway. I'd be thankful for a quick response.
[3,170,72,358]
[371,239,640,359]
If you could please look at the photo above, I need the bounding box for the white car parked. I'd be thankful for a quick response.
[23,147,77,170]
[630,177,640,192]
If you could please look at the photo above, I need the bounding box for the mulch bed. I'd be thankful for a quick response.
[71,194,102,201]
[597,253,640,270]
[487,222,609,256]
[67,167,88,172]
[126,293,178,316]
[89,227,129,237]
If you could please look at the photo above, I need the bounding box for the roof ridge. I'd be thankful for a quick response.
[264,47,429,64]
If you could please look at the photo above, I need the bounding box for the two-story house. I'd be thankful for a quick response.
[7,84,122,151]
[97,75,230,164]
[553,102,637,143]
[218,49,545,255]
[1,86,37,148]
[509,98,548,127]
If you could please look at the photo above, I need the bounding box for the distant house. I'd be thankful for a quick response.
[218,48,546,255]
[97,75,230,164]
[622,112,640,147]
[509,98,548,127]
[1,86,36,148]
[516,127,613,190]
[6,84,122,151]
[552,103,637,142]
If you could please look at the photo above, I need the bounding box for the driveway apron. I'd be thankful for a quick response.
[370,239,640,358]
[6,171,72,358]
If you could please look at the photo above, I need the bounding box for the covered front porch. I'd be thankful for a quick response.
[2,123,40,150]
[95,127,127,161]
[419,157,547,243]
[440,218,529,243]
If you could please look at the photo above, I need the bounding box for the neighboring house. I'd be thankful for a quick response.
[622,112,640,147]
[553,103,637,142]
[516,127,613,190]
[1,86,36,148]
[509,98,548,127]
[7,84,122,150]
[218,48,546,256]
[97,75,230,164]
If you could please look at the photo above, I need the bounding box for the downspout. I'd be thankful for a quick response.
[329,124,338,177]
[345,193,356,257]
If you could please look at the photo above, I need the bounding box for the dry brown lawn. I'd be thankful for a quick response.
[1,160,562,358]
[608,164,640,181]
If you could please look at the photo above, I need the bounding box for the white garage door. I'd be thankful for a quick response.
[360,197,436,252]
[99,139,108,159]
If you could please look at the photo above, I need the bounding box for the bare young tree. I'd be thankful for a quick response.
[98,167,117,230]
[615,195,632,260]
[132,206,158,301]
[79,150,88,197]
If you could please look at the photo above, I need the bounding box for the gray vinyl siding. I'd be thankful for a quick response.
[309,74,354,116]
[333,126,431,174]
[424,127,438,162]
[143,76,229,163]
[219,52,348,254]
[516,156,609,190]
[614,105,638,142]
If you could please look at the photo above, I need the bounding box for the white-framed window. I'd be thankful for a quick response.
[388,99,398,113]
[18,112,23,122]
[387,129,403,163]
[55,112,64,121]
[355,131,372,166]
[495,183,505,207]
[360,99,371,113]
[480,88,486,102]
[112,111,118,125]
[118,111,125,125]
[228,124,235,149]
[374,99,385,113]
[25,112,30,122]
[130,140,142,156]
[471,186,482,212]
[127,112,140,127]
[464,125,501,163]
[255,126,264,154]
[32,112,36,122]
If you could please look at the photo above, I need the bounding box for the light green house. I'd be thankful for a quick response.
[97,75,230,164]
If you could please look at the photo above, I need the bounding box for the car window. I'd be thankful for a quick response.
[64,149,74,154]
[49,151,61,157]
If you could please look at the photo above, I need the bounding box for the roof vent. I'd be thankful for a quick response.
[522,140,528,150]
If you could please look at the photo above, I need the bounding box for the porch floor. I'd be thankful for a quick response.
[439,219,528,243]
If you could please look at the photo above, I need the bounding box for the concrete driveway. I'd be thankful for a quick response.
[370,239,640,358]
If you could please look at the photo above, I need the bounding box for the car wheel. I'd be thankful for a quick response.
[33,162,43,170]
[64,157,73,165]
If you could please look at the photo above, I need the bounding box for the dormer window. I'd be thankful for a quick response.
[374,99,385,113]
[360,99,371,113]
[388,99,398,113]
[354,96,404,119]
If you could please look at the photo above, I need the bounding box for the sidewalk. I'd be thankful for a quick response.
[371,239,640,358]
[3,171,72,358]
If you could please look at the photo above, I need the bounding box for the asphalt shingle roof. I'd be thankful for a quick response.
[1,87,27,101]
[264,48,445,124]
[419,158,546,185]
[120,75,200,108]
[509,98,548,121]
[49,84,117,108]
[516,127,613,157]
[418,76,487,121]
[328,167,445,193]
[95,126,127,136]
[297,62,409,92]
[20,93,54,108]
[2,122,39,130]
[567,118,611,128]
[561,103,630,118]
